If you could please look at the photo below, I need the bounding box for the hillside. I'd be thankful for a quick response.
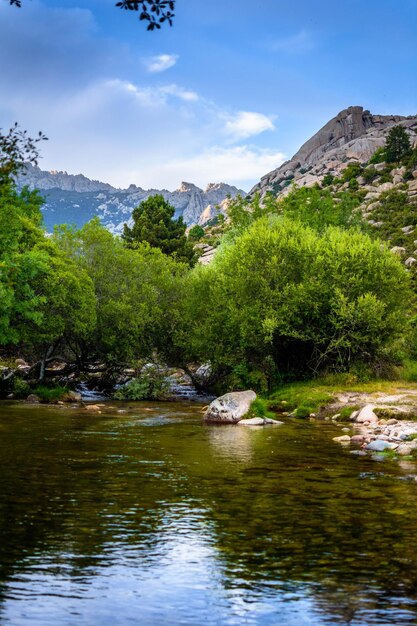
[15,165,245,232]
[248,106,417,266]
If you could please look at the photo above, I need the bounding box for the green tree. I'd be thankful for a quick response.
[0,179,95,378]
[178,216,411,385]
[55,218,187,369]
[385,125,412,163]
[188,224,205,242]
[123,194,195,266]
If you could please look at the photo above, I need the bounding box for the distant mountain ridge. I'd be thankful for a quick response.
[16,165,245,233]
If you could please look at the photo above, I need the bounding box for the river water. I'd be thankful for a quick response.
[1,400,417,625]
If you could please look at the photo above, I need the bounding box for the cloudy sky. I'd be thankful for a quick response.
[1,0,416,190]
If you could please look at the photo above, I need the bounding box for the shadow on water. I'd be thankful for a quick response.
[0,400,417,624]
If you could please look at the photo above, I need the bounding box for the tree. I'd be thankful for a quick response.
[0,178,95,379]
[8,0,176,30]
[123,194,195,266]
[188,224,205,242]
[178,216,411,386]
[385,125,412,163]
[0,123,47,184]
[54,218,187,369]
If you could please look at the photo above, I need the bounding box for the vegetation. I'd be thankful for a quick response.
[122,194,196,266]
[177,215,411,390]
[114,366,171,400]
[385,125,412,163]
[9,0,176,31]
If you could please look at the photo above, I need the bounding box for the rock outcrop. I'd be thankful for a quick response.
[250,106,417,198]
[204,390,257,424]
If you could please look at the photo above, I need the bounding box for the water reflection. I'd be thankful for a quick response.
[0,402,417,624]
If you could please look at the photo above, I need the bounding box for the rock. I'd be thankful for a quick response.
[26,394,40,403]
[194,362,213,385]
[396,444,415,456]
[204,390,257,424]
[85,404,101,412]
[62,391,82,402]
[15,358,29,367]
[405,257,417,267]
[390,246,406,256]
[387,419,398,425]
[238,417,283,426]
[356,404,378,423]
[6,393,14,399]
[367,440,398,452]
[350,434,365,444]
[333,435,351,443]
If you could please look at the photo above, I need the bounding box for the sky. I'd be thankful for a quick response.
[0,0,416,191]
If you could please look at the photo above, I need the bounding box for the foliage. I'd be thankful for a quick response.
[0,180,95,366]
[385,126,412,163]
[226,193,278,232]
[12,377,30,399]
[177,216,411,387]
[54,219,187,368]
[341,161,362,182]
[10,0,175,30]
[188,224,205,242]
[368,147,386,164]
[115,1,175,29]
[123,194,195,266]
[278,186,363,232]
[114,366,171,400]
[0,123,47,183]
[32,385,69,403]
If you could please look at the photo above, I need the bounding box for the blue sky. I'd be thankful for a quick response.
[0,0,416,190]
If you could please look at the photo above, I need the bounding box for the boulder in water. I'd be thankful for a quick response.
[204,390,256,424]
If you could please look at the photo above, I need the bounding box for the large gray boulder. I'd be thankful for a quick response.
[204,390,257,424]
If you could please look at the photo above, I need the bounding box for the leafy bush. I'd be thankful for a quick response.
[178,216,412,386]
[12,377,30,398]
[322,173,334,187]
[188,225,205,242]
[342,162,362,182]
[369,147,386,164]
[114,366,171,400]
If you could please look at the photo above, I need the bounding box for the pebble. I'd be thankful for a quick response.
[333,435,351,443]
[367,440,398,452]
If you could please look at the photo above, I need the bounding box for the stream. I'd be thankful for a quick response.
[0,400,417,625]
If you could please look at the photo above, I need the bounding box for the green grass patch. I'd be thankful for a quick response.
[248,398,276,420]
[33,385,69,403]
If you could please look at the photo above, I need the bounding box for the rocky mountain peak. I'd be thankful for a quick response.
[177,181,203,194]
[250,106,417,197]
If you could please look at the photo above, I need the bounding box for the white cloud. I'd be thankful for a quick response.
[266,30,315,55]
[144,53,179,73]
[123,145,286,191]
[225,111,275,140]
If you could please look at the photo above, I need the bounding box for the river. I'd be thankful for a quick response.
[1,400,417,625]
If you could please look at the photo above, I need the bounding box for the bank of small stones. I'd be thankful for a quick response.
[329,393,417,457]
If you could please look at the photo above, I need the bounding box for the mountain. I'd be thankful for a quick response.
[249,105,417,269]
[250,106,417,197]
[16,165,245,233]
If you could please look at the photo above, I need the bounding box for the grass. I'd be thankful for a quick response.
[261,370,417,419]
[32,385,69,403]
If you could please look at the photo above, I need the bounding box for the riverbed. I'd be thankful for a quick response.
[1,400,417,625]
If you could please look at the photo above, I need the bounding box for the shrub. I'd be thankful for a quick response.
[114,366,171,401]
[369,147,386,164]
[385,126,412,163]
[12,377,30,398]
[179,216,412,386]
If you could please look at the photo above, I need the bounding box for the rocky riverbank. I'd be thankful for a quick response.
[327,390,417,457]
